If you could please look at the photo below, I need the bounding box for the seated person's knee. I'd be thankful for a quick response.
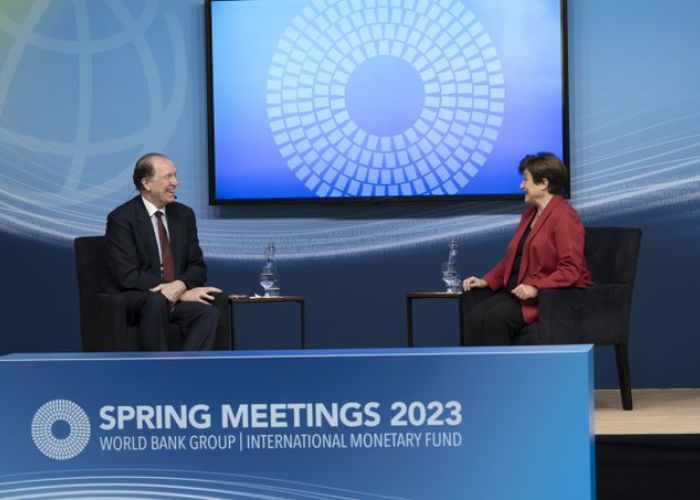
[204,304,220,323]
[144,292,170,310]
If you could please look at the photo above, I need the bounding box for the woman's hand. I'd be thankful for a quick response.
[463,276,488,291]
[511,284,538,300]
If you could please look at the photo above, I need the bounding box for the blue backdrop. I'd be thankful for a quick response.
[1,0,699,388]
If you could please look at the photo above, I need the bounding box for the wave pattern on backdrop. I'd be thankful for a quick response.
[0,470,404,500]
[0,0,698,261]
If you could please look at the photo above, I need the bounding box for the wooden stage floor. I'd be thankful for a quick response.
[595,389,700,435]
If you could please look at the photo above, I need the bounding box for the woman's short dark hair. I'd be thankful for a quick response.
[132,152,167,191]
[518,152,568,195]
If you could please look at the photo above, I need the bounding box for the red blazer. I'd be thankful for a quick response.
[483,195,593,324]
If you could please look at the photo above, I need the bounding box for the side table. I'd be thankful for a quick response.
[406,292,463,347]
[228,295,306,349]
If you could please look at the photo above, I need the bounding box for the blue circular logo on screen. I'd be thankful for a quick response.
[267,0,505,197]
[31,400,91,460]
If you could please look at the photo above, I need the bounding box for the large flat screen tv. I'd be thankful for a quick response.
[207,0,568,203]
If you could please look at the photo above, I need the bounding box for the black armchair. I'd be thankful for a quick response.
[461,227,642,410]
[74,236,230,351]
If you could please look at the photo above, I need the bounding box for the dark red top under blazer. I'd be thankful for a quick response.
[483,195,593,324]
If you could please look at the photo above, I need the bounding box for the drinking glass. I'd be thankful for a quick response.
[442,262,461,293]
[267,279,281,297]
[259,265,274,297]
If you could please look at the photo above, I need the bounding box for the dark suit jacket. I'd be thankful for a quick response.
[483,195,593,323]
[105,196,206,292]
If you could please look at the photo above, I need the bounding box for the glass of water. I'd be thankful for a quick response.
[259,264,274,297]
[267,279,281,297]
[442,262,461,293]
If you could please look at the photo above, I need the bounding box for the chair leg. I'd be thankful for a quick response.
[458,298,465,347]
[614,343,633,411]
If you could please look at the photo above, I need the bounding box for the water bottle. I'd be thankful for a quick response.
[265,242,276,269]
[442,238,461,293]
[448,238,458,265]
[260,243,280,297]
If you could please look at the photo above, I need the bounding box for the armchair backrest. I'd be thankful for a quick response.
[74,236,112,294]
[584,227,642,286]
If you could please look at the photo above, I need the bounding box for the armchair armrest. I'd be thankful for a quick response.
[580,283,634,344]
[531,288,585,343]
[531,284,633,345]
[459,288,494,345]
[211,292,231,350]
[79,292,129,351]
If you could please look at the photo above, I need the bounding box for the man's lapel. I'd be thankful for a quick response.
[166,205,183,273]
[134,197,160,273]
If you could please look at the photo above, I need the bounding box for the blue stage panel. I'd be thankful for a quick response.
[0,346,593,499]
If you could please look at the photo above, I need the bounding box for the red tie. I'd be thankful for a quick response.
[154,211,175,283]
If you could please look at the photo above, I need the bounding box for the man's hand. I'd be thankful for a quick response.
[181,286,223,305]
[150,280,186,303]
[462,276,488,291]
[511,284,538,300]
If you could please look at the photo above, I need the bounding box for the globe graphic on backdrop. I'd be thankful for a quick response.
[0,0,185,241]
[0,2,692,264]
[0,0,519,260]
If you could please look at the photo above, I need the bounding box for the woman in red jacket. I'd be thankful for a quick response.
[462,152,592,345]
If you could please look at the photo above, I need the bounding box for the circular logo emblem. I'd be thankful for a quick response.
[267,0,505,197]
[31,400,91,460]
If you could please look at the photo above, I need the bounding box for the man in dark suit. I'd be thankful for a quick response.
[105,152,221,350]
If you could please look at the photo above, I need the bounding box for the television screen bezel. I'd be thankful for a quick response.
[206,0,570,205]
